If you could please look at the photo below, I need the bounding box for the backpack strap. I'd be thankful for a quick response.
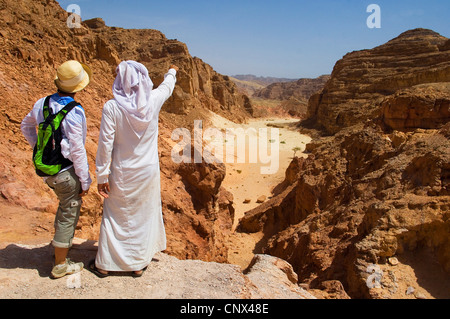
[61,101,81,117]
[49,101,81,131]
[42,96,52,119]
[43,95,81,119]
[42,95,80,123]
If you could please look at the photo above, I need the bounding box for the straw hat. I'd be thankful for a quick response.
[54,60,92,93]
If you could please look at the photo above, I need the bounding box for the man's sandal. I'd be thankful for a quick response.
[131,266,148,278]
[88,259,109,278]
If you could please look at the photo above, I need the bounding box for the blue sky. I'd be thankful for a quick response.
[56,0,449,78]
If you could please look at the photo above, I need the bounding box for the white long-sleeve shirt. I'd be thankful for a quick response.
[21,93,92,191]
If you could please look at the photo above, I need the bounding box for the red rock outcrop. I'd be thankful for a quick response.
[307,29,450,135]
[381,82,450,130]
[0,0,253,262]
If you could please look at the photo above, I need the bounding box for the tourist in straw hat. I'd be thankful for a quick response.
[21,60,93,279]
[54,60,92,94]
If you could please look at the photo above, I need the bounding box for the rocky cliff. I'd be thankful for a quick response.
[381,82,450,130]
[0,0,253,263]
[238,29,450,299]
[307,29,450,135]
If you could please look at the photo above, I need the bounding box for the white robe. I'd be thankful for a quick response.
[95,66,176,272]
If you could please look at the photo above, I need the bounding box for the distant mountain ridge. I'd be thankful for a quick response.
[230,75,330,114]
[244,74,330,118]
[253,75,331,101]
[232,74,298,86]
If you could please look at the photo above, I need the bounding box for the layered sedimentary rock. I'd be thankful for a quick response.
[0,0,253,262]
[238,29,450,299]
[254,75,330,101]
[381,82,450,130]
[253,75,330,117]
[307,29,450,135]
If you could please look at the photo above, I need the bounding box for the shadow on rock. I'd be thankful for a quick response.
[0,242,97,278]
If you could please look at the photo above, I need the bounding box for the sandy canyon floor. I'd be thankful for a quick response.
[205,114,311,269]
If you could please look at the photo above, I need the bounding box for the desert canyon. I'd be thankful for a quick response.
[0,0,449,299]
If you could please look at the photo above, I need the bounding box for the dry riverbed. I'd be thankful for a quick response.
[206,113,311,269]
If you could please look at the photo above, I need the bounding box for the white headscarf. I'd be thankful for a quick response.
[113,61,154,138]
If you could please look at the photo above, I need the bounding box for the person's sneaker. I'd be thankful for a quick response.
[51,259,84,279]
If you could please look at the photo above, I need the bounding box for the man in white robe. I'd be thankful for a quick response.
[91,61,177,277]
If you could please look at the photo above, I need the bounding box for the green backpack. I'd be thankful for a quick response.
[33,95,80,177]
